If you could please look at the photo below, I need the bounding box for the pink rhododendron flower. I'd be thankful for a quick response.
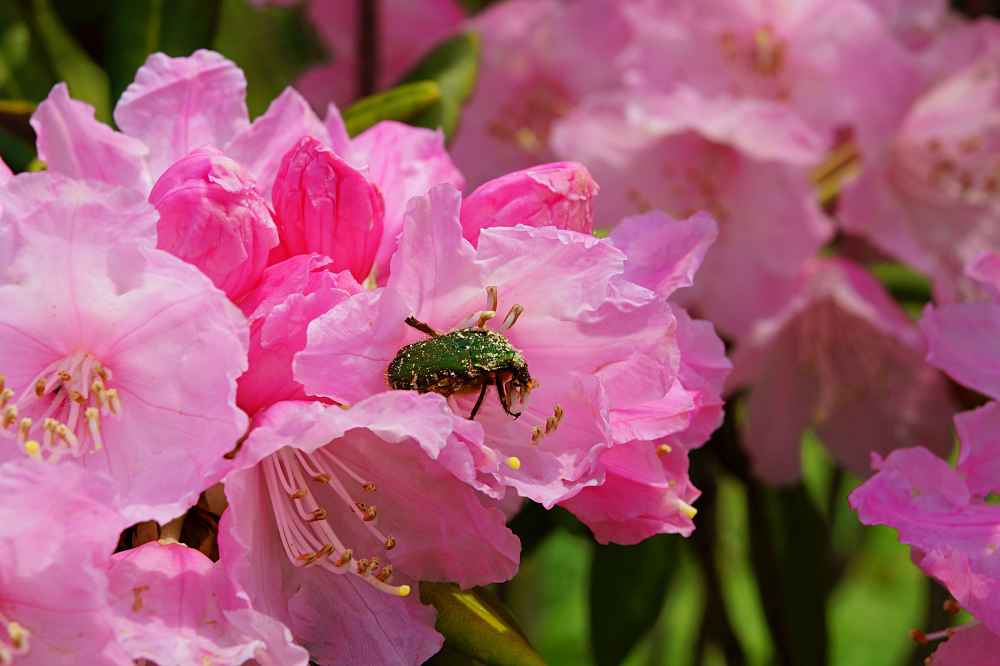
[549,91,831,336]
[459,161,598,243]
[108,541,308,666]
[148,148,279,301]
[295,184,729,538]
[841,22,1000,301]
[269,136,385,282]
[730,257,955,483]
[0,460,129,666]
[927,623,1000,666]
[261,0,465,109]
[220,392,520,665]
[0,174,248,523]
[237,254,361,416]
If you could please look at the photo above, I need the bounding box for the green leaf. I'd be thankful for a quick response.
[589,535,680,666]
[0,4,57,102]
[398,32,479,141]
[213,0,324,118]
[420,582,546,666]
[342,80,442,137]
[107,0,221,103]
[26,0,110,121]
[868,262,932,305]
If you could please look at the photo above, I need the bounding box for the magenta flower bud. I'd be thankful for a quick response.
[460,161,598,243]
[149,148,278,301]
[270,136,385,283]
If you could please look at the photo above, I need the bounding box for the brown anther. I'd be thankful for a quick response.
[311,473,332,483]
[288,488,307,500]
[909,628,928,645]
[531,426,543,443]
[545,416,558,434]
[554,404,564,421]
[335,549,353,567]
[132,584,150,612]
[57,370,72,383]
[355,503,377,521]
[943,599,961,615]
[308,507,329,522]
[384,536,396,550]
[315,543,334,560]
[1,406,15,429]
[34,378,46,397]
[356,558,374,575]
[96,365,110,381]
[296,551,319,565]
[0,387,12,407]
[17,417,31,439]
[0,373,5,393]
[362,482,377,492]
[375,565,394,582]
[69,390,85,404]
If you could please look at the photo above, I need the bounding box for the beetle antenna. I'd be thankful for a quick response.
[468,382,489,420]
[404,316,439,337]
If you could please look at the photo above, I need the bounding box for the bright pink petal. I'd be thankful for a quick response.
[0,460,130,666]
[108,542,308,666]
[349,121,465,279]
[967,250,1000,298]
[270,136,385,281]
[0,157,11,184]
[955,402,1000,498]
[32,83,150,191]
[460,162,597,244]
[929,624,1000,666]
[561,441,700,544]
[115,50,250,179]
[0,174,249,523]
[225,88,330,200]
[921,301,1000,401]
[149,148,279,301]
[237,254,361,416]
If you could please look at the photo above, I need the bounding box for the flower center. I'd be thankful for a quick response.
[264,447,409,597]
[0,612,30,664]
[488,77,572,154]
[0,351,122,462]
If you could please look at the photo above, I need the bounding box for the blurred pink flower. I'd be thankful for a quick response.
[149,148,279,301]
[841,22,1000,301]
[294,184,728,537]
[730,258,955,483]
[0,174,248,523]
[108,541,308,666]
[220,393,519,665]
[927,623,999,666]
[0,460,130,666]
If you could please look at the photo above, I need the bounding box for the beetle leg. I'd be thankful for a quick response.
[468,382,489,420]
[496,374,521,419]
[404,316,439,337]
[501,304,524,330]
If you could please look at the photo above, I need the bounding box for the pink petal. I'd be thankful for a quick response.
[115,50,250,179]
[237,254,361,416]
[0,156,11,184]
[225,88,330,200]
[967,250,1000,298]
[349,122,465,279]
[0,174,249,523]
[609,210,718,298]
[108,542,308,666]
[270,136,385,282]
[149,147,279,301]
[31,83,150,191]
[955,402,1000,498]
[921,301,1000,401]
[0,460,130,666]
[929,624,1000,666]
[460,162,597,244]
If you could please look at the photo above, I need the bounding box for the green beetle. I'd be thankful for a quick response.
[386,286,534,419]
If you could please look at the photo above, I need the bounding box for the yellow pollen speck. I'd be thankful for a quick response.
[505,456,522,470]
[397,585,412,597]
[676,499,698,519]
[23,440,40,458]
[657,444,672,455]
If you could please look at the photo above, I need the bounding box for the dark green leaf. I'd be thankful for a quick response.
[27,0,110,120]
[0,98,34,143]
[868,262,932,305]
[0,3,57,101]
[589,535,680,666]
[399,32,479,141]
[343,80,442,137]
[212,0,324,118]
[0,125,34,171]
[420,582,546,666]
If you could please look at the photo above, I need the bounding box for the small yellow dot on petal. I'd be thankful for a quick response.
[397,585,412,597]
[23,440,40,458]
[505,456,522,470]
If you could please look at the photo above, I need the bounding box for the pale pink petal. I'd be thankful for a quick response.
[561,441,700,543]
[921,301,1000,401]
[0,157,11,183]
[349,122,465,279]
[115,50,250,179]
[107,542,308,666]
[955,402,1000,498]
[609,211,718,298]
[31,83,150,191]
[0,174,249,523]
[324,103,351,156]
[270,136,385,281]
[929,624,1000,666]
[460,162,597,244]
[967,250,1000,299]
[237,254,361,416]
[0,460,130,666]
[225,88,330,200]
[149,148,279,301]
